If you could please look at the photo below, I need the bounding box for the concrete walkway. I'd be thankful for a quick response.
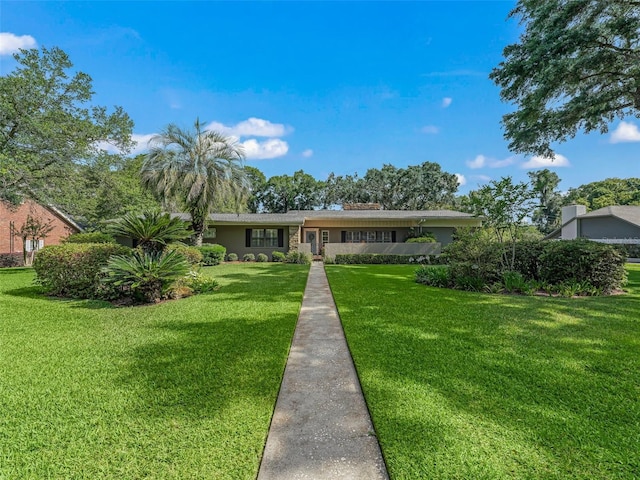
[258,262,389,480]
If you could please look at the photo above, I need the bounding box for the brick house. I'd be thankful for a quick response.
[0,199,82,261]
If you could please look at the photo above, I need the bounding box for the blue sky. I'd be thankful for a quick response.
[2,1,639,194]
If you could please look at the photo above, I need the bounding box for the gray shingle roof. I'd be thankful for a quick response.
[172,209,477,225]
[580,206,640,227]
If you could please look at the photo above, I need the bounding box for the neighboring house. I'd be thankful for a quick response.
[546,205,640,248]
[171,206,481,260]
[0,199,82,257]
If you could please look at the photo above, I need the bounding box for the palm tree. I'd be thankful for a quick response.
[141,119,248,246]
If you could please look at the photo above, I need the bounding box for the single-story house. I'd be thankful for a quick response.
[170,206,481,260]
[0,199,82,257]
[546,205,640,245]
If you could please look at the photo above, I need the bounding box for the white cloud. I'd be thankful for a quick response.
[242,138,289,160]
[455,173,466,186]
[302,149,313,158]
[521,153,570,169]
[96,133,155,155]
[466,154,516,169]
[0,32,36,55]
[610,121,640,143]
[421,125,440,134]
[206,117,292,138]
[441,97,452,108]
[473,174,492,183]
[130,134,156,154]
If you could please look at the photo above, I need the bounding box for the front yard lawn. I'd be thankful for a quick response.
[326,263,640,479]
[0,263,309,479]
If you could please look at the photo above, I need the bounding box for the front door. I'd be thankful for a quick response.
[305,229,319,254]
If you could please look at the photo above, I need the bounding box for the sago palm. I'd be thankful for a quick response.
[108,210,191,254]
[141,119,248,246]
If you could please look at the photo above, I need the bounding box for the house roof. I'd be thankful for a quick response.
[544,205,640,240]
[579,205,640,227]
[174,209,478,226]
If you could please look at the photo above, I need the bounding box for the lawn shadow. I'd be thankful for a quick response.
[327,265,640,478]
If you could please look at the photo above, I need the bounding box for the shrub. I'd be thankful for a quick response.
[540,239,627,294]
[227,253,238,262]
[183,271,220,294]
[443,229,504,285]
[334,254,437,264]
[415,265,451,288]
[63,232,116,244]
[33,243,130,298]
[166,243,203,265]
[243,253,256,262]
[502,270,528,294]
[198,244,226,266]
[405,236,436,243]
[285,251,311,264]
[0,253,23,268]
[256,253,268,262]
[453,275,486,292]
[102,250,190,303]
[511,240,547,281]
[272,251,286,262]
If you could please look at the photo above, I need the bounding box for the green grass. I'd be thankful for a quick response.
[326,263,640,480]
[0,263,309,479]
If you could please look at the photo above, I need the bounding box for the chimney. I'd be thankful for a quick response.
[561,205,587,239]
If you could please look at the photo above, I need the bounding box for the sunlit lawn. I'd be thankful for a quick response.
[0,263,308,479]
[326,263,640,479]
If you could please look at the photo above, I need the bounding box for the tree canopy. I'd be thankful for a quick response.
[564,177,640,210]
[491,1,640,157]
[0,47,133,200]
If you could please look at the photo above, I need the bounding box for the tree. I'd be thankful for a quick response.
[564,177,640,210]
[141,119,248,246]
[490,1,640,157]
[528,169,562,234]
[467,177,535,270]
[0,47,133,200]
[15,214,54,266]
[49,154,161,228]
[324,162,459,210]
[244,166,267,213]
[260,170,322,213]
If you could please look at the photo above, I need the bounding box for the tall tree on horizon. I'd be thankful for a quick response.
[528,169,562,234]
[141,119,247,246]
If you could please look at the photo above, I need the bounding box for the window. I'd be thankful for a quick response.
[342,230,395,243]
[246,228,284,248]
[321,230,329,245]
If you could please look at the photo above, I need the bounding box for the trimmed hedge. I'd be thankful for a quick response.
[405,236,436,243]
[33,243,130,298]
[285,251,311,264]
[165,243,203,265]
[272,251,286,262]
[539,239,627,294]
[198,244,226,266]
[431,237,627,295]
[0,253,23,268]
[63,232,116,244]
[256,253,269,262]
[334,253,437,264]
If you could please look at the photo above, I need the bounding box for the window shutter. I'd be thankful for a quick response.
[341,231,346,243]
[277,228,284,248]
[246,229,252,248]
[391,231,397,242]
